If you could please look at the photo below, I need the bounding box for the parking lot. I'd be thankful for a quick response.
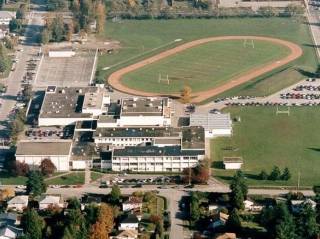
[35,50,96,88]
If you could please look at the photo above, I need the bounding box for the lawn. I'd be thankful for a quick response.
[211,107,320,186]
[98,18,317,98]
[0,172,27,185]
[90,171,104,182]
[45,172,85,185]
[121,40,290,94]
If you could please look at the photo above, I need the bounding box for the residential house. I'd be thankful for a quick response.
[111,229,138,239]
[122,197,143,212]
[119,214,139,231]
[244,199,263,212]
[0,224,23,239]
[208,212,229,230]
[7,196,28,212]
[291,198,316,213]
[39,195,65,210]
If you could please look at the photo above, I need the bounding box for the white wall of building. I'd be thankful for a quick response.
[108,155,204,172]
[118,116,171,127]
[16,155,70,171]
[71,160,87,170]
[48,51,75,58]
[119,223,139,231]
[223,162,242,170]
[205,128,232,138]
[39,117,93,126]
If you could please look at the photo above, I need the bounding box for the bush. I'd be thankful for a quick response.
[259,170,268,180]
[268,166,281,181]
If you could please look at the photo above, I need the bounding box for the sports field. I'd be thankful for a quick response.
[98,18,317,98]
[211,107,320,186]
[121,40,290,94]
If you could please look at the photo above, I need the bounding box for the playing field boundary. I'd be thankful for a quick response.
[107,36,303,103]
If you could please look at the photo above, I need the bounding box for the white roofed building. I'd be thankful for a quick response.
[39,195,65,210]
[15,141,72,171]
[7,196,28,212]
[190,113,232,138]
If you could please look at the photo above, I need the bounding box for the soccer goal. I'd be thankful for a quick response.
[243,39,255,49]
[276,106,290,116]
[158,73,170,85]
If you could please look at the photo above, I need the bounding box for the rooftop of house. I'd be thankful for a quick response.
[94,127,181,138]
[190,113,232,131]
[116,230,138,238]
[7,196,28,205]
[121,214,139,224]
[39,86,98,119]
[0,11,16,20]
[123,196,143,205]
[120,97,170,117]
[16,141,72,156]
[181,126,205,149]
[0,225,23,238]
[113,145,205,157]
[39,195,63,205]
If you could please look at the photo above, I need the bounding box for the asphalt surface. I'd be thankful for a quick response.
[0,10,44,137]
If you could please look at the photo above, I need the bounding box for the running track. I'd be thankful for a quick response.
[107,36,303,103]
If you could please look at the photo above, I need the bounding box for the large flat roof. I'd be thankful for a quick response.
[120,97,170,117]
[94,127,181,138]
[190,113,232,130]
[39,87,98,119]
[181,126,205,149]
[113,146,204,157]
[16,141,72,156]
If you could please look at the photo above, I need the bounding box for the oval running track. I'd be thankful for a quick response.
[107,36,303,103]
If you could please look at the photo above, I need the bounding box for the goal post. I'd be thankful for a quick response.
[158,73,170,85]
[243,39,255,49]
[276,106,290,116]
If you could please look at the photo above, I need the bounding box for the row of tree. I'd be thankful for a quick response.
[20,198,114,239]
[259,166,291,181]
[107,0,304,19]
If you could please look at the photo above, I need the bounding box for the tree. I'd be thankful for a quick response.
[258,6,277,17]
[14,161,30,176]
[285,4,304,17]
[16,4,27,19]
[230,183,244,210]
[63,208,87,239]
[180,85,192,104]
[226,208,242,232]
[21,209,45,239]
[0,43,9,73]
[281,167,291,181]
[96,1,106,33]
[190,192,200,222]
[110,184,121,204]
[0,187,15,201]
[230,170,248,199]
[261,203,296,239]
[46,0,66,11]
[9,19,22,32]
[259,170,268,180]
[41,28,50,44]
[84,203,99,226]
[269,166,281,181]
[39,158,56,176]
[26,171,47,196]
[295,203,319,239]
[89,203,114,239]
[67,197,81,210]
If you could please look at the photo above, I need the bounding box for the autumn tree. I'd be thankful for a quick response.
[180,85,192,104]
[95,0,105,33]
[0,187,15,201]
[14,161,30,176]
[39,158,56,176]
[89,203,114,239]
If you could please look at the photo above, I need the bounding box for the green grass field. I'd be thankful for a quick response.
[121,40,290,94]
[98,18,317,97]
[211,107,320,186]
[46,172,85,185]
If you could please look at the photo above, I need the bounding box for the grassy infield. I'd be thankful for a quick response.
[97,18,320,186]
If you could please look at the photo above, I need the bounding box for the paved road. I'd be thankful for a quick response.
[306,0,320,58]
[0,10,44,137]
